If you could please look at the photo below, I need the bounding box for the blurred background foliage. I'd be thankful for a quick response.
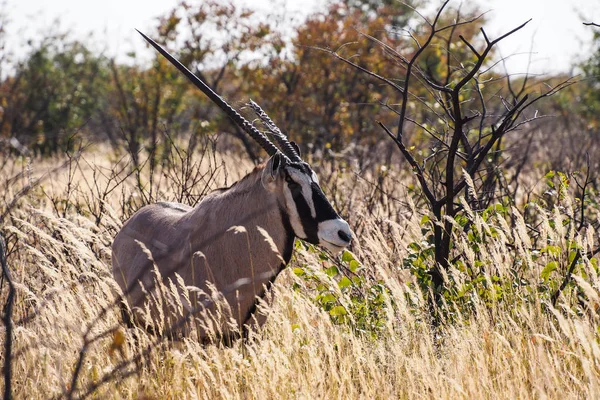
[0,0,597,172]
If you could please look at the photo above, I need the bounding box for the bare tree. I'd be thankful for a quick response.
[325,1,574,296]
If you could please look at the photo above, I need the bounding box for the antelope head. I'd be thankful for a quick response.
[137,30,352,253]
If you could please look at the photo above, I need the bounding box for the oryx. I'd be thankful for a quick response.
[111,31,352,340]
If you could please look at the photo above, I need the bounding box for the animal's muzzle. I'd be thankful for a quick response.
[318,218,352,252]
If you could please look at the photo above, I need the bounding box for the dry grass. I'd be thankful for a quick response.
[1,144,599,399]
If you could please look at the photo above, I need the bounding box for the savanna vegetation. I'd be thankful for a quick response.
[1,0,600,398]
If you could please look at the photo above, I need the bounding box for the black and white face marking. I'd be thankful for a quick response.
[280,162,352,253]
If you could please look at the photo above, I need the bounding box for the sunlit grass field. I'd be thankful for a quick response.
[1,144,599,399]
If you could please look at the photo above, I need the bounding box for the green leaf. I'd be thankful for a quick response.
[320,293,337,304]
[293,268,305,277]
[541,261,558,280]
[455,214,469,227]
[342,250,355,263]
[352,276,364,286]
[568,250,579,264]
[420,215,430,225]
[495,203,506,213]
[349,259,361,272]
[329,306,347,316]
[408,242,421,251]
[325,266,339,277]
[339,276,353,289]
[541,245,562,257]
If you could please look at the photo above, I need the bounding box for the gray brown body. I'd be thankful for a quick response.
[112,166,293,337]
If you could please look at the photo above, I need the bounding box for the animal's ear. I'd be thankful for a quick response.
[290,141,301,158]
[270,152,282,178]
[262,153,283,186]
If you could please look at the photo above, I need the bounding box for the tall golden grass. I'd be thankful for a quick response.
[1,144,599,399]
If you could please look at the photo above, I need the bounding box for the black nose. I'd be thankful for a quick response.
[338,230,352,243]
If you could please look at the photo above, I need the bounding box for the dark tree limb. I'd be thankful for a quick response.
[1,234,14,400]
[377,121,437,206]
[397,1,451,140]
[551,245,600,307]
[551,252,580,307]
[309,46,406,94]
[575,153,592,233]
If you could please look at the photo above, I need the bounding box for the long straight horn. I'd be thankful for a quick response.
[136,29,282,158]
[247,100,302,162]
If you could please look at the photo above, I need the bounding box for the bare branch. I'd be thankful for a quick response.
[1,234,14,400]
[480,28,490,45]
[398,1,434,26]
[575,153,591,233]
[454,20,532,94]
[397,0,451,140]
[550,243,600,306]
[459,35,481,58]
[377,121,437,206]
[437,12,489,34]
[309,46,405,94]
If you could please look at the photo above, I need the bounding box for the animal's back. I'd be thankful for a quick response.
[112,201,193,309]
